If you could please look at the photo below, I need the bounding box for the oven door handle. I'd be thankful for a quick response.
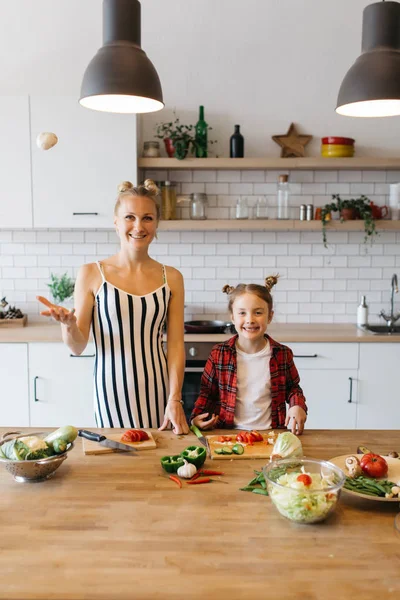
[185,367,205,373]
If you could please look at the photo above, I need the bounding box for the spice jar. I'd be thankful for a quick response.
[189,193,208,220]
[161,181,177,220]
[143,141,160,158]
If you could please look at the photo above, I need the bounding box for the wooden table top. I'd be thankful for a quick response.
[1,428,400,600]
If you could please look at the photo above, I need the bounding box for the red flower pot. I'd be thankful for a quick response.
[164,138,175,158]
[340,208,358,220]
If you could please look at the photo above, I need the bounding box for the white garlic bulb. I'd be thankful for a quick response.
[36,132,58,151]
[177,459,197,479]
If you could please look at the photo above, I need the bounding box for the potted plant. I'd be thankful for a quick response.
[321,194,377,247]
[47,273,75,308]
[155,114,215,160]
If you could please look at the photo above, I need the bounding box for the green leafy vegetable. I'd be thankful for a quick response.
[271,432,303,460]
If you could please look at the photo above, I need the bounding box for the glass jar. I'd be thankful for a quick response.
[143,141,161,158]
[235,197,249,219]
[161,181,177,220]
[254,196,268,219]
[189,193,208,220]
[277,174,290,219]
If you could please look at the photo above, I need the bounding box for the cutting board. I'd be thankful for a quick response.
[208,431,278,460]
[82,431,157,455]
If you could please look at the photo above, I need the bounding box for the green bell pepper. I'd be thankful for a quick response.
[180,445,207,469]
[160,455,185,474]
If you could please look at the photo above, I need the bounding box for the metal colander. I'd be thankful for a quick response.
[0,431,74,483]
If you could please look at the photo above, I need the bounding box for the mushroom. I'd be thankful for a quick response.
[345,455,362,478]
[36,132,58,150]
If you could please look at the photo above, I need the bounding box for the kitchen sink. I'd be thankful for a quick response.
[361,325,400,335]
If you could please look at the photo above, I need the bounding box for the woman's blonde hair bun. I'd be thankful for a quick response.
[117,181,134,193]
[143,179,160,195]
[222,284,235,295]
[264,274,280,291]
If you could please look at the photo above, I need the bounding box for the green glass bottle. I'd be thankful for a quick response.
[195,105,208,158]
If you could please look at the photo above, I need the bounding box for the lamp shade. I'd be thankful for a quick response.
[80,0,164,114]
[336,1,400,117]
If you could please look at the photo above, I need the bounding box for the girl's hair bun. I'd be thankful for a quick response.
[222,284,235,294]
[264,274,280,291]
[143,179,160,195]
[117,181,134,193]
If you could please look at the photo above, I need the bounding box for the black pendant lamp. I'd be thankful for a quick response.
[80,0,164,114]
[336,0,400,117]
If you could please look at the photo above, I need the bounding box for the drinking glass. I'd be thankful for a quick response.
[235,197,249,219]
[254,196,268,219]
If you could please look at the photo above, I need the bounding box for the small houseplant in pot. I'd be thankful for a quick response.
[155,115,216,160]
[47,273,75,309]
[321,194,377,247]
[155,117,197,159]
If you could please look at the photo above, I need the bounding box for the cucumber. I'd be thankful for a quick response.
[232,443,244,455]
[44,426,78,448]
[214,448,224,455]
[221,447,233,455]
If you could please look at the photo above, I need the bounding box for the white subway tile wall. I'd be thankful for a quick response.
[1,169,399,324]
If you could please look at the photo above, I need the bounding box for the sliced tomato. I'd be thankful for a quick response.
[297,474,312,487]
[250,430,263,442]
[218,436,232,443]
[121,429,149,443]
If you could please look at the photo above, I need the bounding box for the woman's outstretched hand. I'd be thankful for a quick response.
[37,296,77,326]
[159,400,189,435]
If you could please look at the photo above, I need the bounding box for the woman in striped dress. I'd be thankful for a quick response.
[37,180,188,434]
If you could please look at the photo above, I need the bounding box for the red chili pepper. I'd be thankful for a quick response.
[169,475,182,488]
[190,472,202,481]
[199,469,225,476]
[186,477,212,485]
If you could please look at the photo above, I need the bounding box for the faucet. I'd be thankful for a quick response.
[379,273,400,330]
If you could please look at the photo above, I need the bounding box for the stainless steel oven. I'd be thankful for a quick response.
[182,341,216,423]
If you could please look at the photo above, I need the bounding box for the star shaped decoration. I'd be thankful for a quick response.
[272,123,313,158]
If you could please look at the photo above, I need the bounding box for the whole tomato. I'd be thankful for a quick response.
[360,453,388,478]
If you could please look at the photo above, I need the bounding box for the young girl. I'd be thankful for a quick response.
[191,276,307,435]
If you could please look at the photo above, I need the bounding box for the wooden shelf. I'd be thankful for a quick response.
[139,157,400,171]
[158,219,400,231]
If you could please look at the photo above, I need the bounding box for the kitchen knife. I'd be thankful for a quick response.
[190,424,210,455]
[78,429,138,453]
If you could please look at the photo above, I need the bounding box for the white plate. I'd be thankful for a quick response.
[329,454,400,502]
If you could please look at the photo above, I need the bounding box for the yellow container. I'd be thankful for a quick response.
[321,144,355,158]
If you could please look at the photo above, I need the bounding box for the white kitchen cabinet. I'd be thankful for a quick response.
[0,344,29,426]
[30,96,137,228]
[357,343,400,429]
[286,343,359,429]
[0,97,32,228]
[28,343,96,427]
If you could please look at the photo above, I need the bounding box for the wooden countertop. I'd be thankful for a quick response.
[1,321,399,343]
[1,428,399,599]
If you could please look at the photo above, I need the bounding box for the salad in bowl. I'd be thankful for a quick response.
[263,458,346,524]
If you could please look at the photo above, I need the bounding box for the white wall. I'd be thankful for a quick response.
[1,0,400,156]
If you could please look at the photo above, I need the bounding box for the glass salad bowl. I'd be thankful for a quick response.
[263,458,346,524]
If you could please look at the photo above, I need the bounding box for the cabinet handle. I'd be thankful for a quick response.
[33,376,40,402]
[69,354,95,358]
[293,354,318,358]
[72,212,99,216]
[348,377,353,403]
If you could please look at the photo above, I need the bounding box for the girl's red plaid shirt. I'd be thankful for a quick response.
[190,334,307,428]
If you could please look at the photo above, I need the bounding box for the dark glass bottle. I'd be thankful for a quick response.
[195,105,208,158]
[230,125,244,158]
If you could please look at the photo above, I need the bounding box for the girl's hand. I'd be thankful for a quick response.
[159,400,189,435]
[192,413,219,431]
[285,406,307,435]
[37,296,77,326]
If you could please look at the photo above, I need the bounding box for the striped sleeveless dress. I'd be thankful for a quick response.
[92,262,171,428]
